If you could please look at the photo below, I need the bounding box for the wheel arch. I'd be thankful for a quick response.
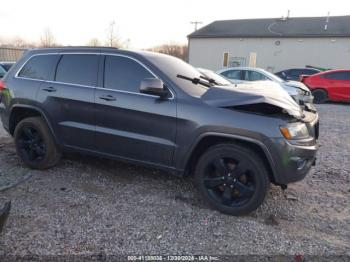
[9,105,58,143]
[312,87,328,93]
[183,133,278,183]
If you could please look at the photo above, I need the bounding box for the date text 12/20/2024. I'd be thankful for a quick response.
[127,255,219,261]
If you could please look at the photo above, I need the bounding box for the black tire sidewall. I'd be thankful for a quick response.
[312,89,327,104]
[14,117,60,169]
[194,144,269,215]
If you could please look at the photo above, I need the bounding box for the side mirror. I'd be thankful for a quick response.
[140,78,168,98]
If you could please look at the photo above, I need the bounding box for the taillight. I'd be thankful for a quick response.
[299,75,310,82]
[0,81,6,91]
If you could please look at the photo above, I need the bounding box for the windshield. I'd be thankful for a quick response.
[197,68,231,86]
[143,52,210,97]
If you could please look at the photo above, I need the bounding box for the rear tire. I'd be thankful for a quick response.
[312,89,328,104]
[14,117,61,169]
[194,143,269,216]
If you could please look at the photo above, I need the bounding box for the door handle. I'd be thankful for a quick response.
[42,86,56,92]
[99,94,116,101]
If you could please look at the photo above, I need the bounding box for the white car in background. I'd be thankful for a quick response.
[216,67,314,106]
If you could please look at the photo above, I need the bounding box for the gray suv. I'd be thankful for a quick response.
[0,47,319,215]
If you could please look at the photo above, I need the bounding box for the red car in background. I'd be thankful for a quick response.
[301,70,350,103]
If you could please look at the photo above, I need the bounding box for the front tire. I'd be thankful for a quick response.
[194,143,269,215]
[312,89,328,104]
[14,117,61,169]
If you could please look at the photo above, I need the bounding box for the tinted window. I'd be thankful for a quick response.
[55,54,99,86]
[221,70,242,80]
[323,72,350,80]
[289,69,304,77]
[104,56,153,93]
[0,66,6,78]
[2,63,14,71]
[18,55,60,80]
[244,71,268,81]
[303,69,319,75]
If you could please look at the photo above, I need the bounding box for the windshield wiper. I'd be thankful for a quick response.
[177,74,212,88]
[199,75,223,86]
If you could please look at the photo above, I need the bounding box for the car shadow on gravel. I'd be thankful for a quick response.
[60,152,209,208]
[59,151,289,221]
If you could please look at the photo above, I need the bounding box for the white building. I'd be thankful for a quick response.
[188,16,350,72]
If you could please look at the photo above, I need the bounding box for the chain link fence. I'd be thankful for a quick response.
[0,47,26,61]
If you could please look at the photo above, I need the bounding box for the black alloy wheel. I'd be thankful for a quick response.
[203,157,255,207]
[17,126,46,162]
[14,117,61,169]
[195,144,269,215]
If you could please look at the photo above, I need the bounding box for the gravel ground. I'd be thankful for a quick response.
[0,103,349,258]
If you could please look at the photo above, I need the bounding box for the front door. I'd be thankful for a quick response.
[94,55,177,166]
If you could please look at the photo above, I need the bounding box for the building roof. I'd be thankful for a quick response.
[188,16,350,39]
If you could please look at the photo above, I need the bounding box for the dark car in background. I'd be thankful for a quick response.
[0,66,6,79]
[0,62,16,72]
[301,70,350,103]
[275,68,321,81]
[0,47,319,215]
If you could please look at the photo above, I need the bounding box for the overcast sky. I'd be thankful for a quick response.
[1,0,349,49]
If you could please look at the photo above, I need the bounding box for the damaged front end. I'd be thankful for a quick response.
[200,82,319,187]
[201,82,304,119]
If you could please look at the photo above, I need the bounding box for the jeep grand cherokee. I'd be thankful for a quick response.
[0,47,319,215]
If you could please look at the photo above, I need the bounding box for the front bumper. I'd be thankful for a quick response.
[265,112,319,185]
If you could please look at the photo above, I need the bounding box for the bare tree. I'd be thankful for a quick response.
[0,36,36,48]
[87,38,101,47]
[147,43,188,61]
[40,28,55,47]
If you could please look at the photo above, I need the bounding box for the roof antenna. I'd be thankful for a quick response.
[324,12,330,31]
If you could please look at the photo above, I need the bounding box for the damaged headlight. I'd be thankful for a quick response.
[280,122,309,140]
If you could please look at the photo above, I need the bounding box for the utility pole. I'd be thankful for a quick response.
[190,21,203,31]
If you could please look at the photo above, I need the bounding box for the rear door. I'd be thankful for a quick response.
[94,55,177,166]
[37,53,99,150]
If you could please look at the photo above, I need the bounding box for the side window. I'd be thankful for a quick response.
[221,70,241,80]
[304,69,318,75]
[289,69,303,77]
[18,55,60,80]
[247,71,268,81]
[55,54,99,86]
[323,72,350,80]
[104,56,154,93]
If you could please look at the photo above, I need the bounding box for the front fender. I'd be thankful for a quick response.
[177,132,278,181]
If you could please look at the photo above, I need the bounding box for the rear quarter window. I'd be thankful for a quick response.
[18,54,60,81]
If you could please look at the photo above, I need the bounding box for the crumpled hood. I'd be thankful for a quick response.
[201,81,303,119]
[284,80,310,93]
